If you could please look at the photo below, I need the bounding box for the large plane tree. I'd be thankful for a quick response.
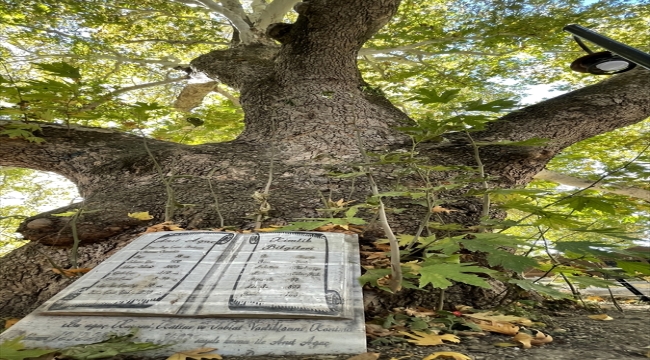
[1,0,649,318]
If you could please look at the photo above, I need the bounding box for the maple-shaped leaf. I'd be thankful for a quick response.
[399,331,460,346]
[33,62,81,79]
[486,250,539,273]
[0,336,55,360]
[166,347,222,360]
[419,263,496,289]
[509,279,572,299]
[423,351,471,360]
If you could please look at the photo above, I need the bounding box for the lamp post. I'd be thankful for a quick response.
[563,24,650,75]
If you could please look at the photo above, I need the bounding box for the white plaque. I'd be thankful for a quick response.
[0,231,366,356]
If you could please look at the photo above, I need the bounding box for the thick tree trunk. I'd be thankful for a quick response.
[1,0,650,319]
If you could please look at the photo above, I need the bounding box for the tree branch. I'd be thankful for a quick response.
[274,0,402,84]
[255,0,300,30]
[534,169,650,202]
[192,0,255,43]
[83,76,188,111]
[0,121,162,187]
[476,68,650,149]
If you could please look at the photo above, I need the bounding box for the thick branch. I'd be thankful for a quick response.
[255,0,300,30]
[273,0,402,84]
[0,121,167,192]
[475,68,650,150]
[193,0,255,43]
[190,45,277,90]
[534,169,650,202]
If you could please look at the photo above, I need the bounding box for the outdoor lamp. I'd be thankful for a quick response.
[563,24,650,75]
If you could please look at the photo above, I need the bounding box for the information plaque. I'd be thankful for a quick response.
[0,231,366,356]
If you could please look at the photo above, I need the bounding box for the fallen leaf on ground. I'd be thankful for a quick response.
[346,352,380,360]
[423,351,471,360]
[431,206,458,214]
[472,320,519,336]
[0,336,56,360]
[51,268,92,277]
[464,311,533,326]
[586,295,605,302]
[144,222,184,233]
[494,342,520,347]
[127,211,154,220]
[400,331,460,346]
[405,307,437,317]
[513,331,553,348]
[588,314,613,321]
[4,318,20,329]
[366,323,394,338]
[166,347,221,360]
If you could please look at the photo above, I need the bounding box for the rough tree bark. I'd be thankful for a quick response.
[1,0,649,319]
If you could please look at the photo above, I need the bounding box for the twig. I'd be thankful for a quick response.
[207,168,225,228]
[355,131,402,292]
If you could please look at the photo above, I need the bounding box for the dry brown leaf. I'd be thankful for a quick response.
[375,243,392,252]
[586,295,605,302]
[530,331,553,346]
[313,223,362,234]
[400,331,460,346]
[4,318,20,329]
[464,311,533,326]
[365,323,394,338]
[52,267,92,277]
[166,347,221,360]
[423,352,471,360]
[405,307,436,317]
[431,206,459,213]
[346,352,380,360]
[588,314,613,321]
[513,331,553,348]
[144,222,184,233]
[473,320,519,336]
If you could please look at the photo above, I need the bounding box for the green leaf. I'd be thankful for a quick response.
[617,261,650,276]
[486,250,539,273]
[563,275,617,289]
[418,263,496,289]
[463,98,518,112]
[553,241,618,257]
[33,62,81,79]
[0,336,55,360]
[279,220,330,231]
[407,88,460,104]
[556,196,617,215]
[509,279,571,299]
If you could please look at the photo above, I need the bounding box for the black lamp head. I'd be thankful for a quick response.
[570,51,637,75]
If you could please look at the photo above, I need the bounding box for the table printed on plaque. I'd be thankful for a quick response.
[43,231,350,319]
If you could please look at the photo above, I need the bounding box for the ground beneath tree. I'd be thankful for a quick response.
[216,306,650,360]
